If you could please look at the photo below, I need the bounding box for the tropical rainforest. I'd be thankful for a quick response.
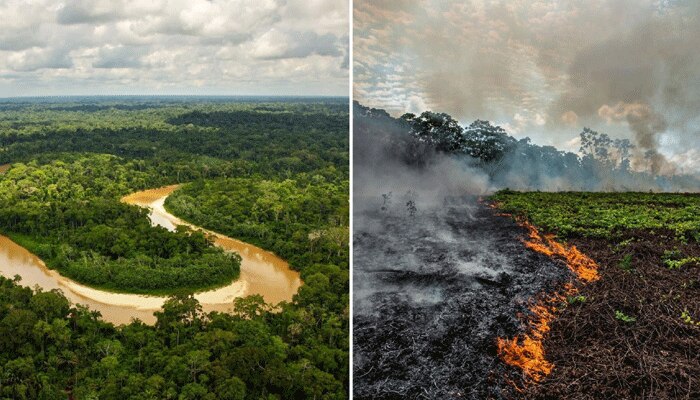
[0,97,349,399]
[0,156,240,294]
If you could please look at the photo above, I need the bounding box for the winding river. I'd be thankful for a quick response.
[0,181,302,325]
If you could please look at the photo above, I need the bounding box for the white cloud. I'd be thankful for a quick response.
[0,0,348,96]
[6,48,73,72]
[56,0,127,25]
[251,29,343,60]
[93,45,146,68]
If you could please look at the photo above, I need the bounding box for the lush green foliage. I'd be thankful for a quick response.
[0,156,240,293]
[0,276,346,399]
[163,176,351,395]
[165,177,349,271]
[1,99,348,181]
[0,97,349,398]
[492,191,700,242]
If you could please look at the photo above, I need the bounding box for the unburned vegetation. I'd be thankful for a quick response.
[0,97,349,399]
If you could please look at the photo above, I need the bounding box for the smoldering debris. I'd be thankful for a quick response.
[351,100,699,398]
[353,104,491,217]
[353,204,572,399]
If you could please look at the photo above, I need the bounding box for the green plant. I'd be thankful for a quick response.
[566,295,586,304]
[618,254,633,271]
[615,310,636,323]
[665,256,700,270]
[614,238,634,252]
[662,248,682,261]
[491,191,700,243]
[680,309,700,326]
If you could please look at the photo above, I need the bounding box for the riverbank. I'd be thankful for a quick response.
[123,185,303,306]
[0,184,301,325]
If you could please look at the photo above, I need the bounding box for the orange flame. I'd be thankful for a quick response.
[519,219,599,283]
[495,209,599,386]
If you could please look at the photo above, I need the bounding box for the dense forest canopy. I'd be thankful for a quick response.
[0,98,347,181]
[165,178,349,271]
[0,97,349,398]
[0,156,240,293]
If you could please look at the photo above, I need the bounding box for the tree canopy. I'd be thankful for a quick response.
[0,97,349,398]
[356,101,699,191]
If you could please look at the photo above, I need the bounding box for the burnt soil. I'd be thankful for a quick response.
[523,229,700,400]
[353,203,572,399]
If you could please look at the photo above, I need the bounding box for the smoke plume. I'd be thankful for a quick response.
[354,102,700,194]
[353,106,490,216]
[597,102,672,174]
[355,0,700,175]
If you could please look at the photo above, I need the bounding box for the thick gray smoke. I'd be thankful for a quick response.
[353,105,492,313]
[597,102,672,174]
[353,105,580,399]
[355,0,700,175]
[354,103,700,194]
[549,7,700,175]
[353,107,490,216]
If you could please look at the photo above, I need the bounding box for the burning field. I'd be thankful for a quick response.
[352,102,700,399]
[353,199,572,399]
[354,192,700,399]
[494,191,700,399]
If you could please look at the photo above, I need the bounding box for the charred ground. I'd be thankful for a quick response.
[353,200,572,399]
[353,104,700,399]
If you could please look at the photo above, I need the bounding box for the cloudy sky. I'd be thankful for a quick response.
[355,0,700,174]
[0,0,348,97]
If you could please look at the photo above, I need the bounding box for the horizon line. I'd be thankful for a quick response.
[0,94,349,100]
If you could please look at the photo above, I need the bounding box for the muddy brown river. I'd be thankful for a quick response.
[0,182,302,325]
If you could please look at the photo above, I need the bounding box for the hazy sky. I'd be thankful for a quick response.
[355,0,700,174]
[0,0,348,97]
